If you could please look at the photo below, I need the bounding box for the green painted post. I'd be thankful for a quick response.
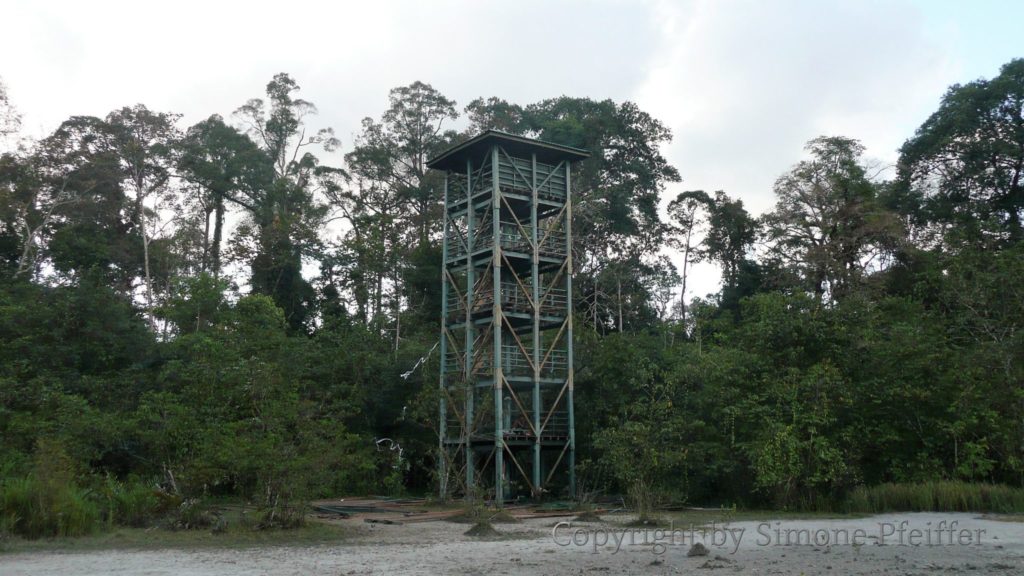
[565,161,576,500]
[464,158,475,495]
[531,153,542,496]
[491,145,504,506]
[439,174,449,501]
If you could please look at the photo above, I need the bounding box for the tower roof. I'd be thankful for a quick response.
[426,130,589,172]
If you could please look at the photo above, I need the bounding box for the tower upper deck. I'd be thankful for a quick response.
[426,129,589,172]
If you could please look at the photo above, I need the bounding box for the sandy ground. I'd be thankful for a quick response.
[3,512,1024,575]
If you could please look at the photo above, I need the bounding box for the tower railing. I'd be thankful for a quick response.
[448,283,567,318]
[539,286,568,316]
[473,345,568,378]
[469,224,566,258]
[447,159,566,204]
[442,351,463,380]
[502,408,569,440]
[494,156,567,202]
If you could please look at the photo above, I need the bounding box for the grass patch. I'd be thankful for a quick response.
[845,482,1024,514]
[0,517,350,554]
[1,476,99,539]
[446,506,519,524]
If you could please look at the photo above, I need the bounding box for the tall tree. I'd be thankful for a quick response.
[524,98,680,261]
[346,81,456,245]
[235,73,339,182]
[338,81,457,333]
[898,58,1024,247]
[233,73,337,331]
[702,190,761,310]
[465,97,525,134]
[667,190,712,324]
[177,115,273,277]
[703,191,757,284]
[104,105,181,328]
[8,116,140,290]
[323,176,400,327]
[763,136,902,300]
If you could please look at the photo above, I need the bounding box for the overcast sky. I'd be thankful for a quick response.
[2,0,1021,299]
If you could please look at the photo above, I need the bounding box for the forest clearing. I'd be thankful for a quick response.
[4,510,1024,575]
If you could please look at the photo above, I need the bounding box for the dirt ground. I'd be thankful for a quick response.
[3,512,1024,575]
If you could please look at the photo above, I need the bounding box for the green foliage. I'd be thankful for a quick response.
[97,476,159,528]
[3,62,1024,539]
[846,482,1024,514]
[582,270,1022,510]
[146,294,378,514]
[0,76,20,141]
[0,477,100,539]
[898,58,1024,246]
[763,136,903,300]
[592,357,687,518]
[0,440,100,539]
[233,73,332,332]
[177,115,273,276]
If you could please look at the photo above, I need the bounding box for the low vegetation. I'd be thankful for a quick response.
[0,518,348,554]
[845,482,1024,514]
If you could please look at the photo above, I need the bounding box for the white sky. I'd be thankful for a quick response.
[2,0,1021,300]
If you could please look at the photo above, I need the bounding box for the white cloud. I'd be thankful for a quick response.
[633,0,961,300]
[2,1,658,143]
[0,0,1010,304]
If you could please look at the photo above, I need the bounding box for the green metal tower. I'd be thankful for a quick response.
[429,131,588,504]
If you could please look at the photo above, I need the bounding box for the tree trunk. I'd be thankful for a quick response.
[212,193,225,278]
[137,183,156,331]
[617,276,623,332]
[201,207,211,273]
[393,269,401,354]
[680,226,693,326]
[374,269,383,330]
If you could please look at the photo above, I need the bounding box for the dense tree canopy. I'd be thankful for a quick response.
[1,61,1023,530]
[898,59,1024,247]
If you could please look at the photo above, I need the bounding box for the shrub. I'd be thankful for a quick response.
[171,498,218,530]
[254,502,306,530]
[98,476,160,528]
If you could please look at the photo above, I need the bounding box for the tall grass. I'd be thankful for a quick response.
[1,476,163,539]
[0,476,100,538]
[99,476,160,528]
[0,440,160,539]
[845,481,1024,514]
